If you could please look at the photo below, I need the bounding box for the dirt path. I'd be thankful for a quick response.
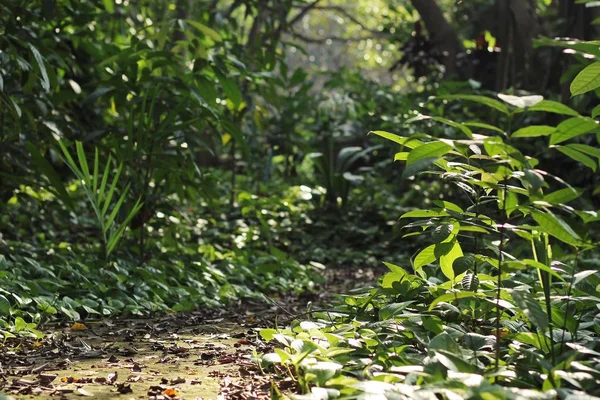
[0,267,380,399]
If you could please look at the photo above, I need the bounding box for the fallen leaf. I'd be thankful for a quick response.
[71,323,88,331]
[163,388,180,398]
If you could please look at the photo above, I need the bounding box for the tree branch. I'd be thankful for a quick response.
[289,30,390,44]
[286,0,322,27]
[292,4,375,33]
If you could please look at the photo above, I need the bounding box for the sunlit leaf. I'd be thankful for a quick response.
[571,62,600,96]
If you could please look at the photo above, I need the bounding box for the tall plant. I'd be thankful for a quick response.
[371,90,599,374]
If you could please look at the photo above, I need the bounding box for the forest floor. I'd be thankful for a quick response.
[0,267,380,400]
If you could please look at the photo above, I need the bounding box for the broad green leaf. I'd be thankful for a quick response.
[439,241,462,280]
[512,125,555,138]
[532,210,581,246]
[402,157,440,178]
[259,329,278,342]
[573,270,598,286]
[510,290,548,331]
[29,44,50,92]
[434,350,475,373]
[429,332,461,354]
[567,143,600,159]
[514,332,551,351]
[433,200,464,213]
[498,94,543,108]
[544,187,583,204]
[571,62,600,96]
[25,142,72,208]
[528,100,579,116]
[550,117,598,144]
[381,262,409,288]
[305,362,342,385]
[406,142,452,166]
[436,94,509,114]
[429,291,483,310]
[394,152,409,161]
[379,302,414,320]
[369,130,422,149]
[0,295,9,316]
[414,244,436,270]
[431,224,454,243]
[592,104,600,118]
[556,146,597,171]
[519,259,565,282]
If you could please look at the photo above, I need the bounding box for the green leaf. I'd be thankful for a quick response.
[567,143,600,159]
[528,100,580,116]
[401,209,449,218]
[498,94,543,108]
[102,0,114,12]
[519,259,565,282]
[592,104,600,118]
[185,20,222,42]
[532,210,581,246]
[434,350,475,373]
[544,187,583,204]
[510,290,548,331]
[550,117,598,144]
[0,295,10,316]
[514,332,551,351]
[555,146,597,171]
[431,224,454,243]
[571,62,600,96]
[75,142,91,186]
[259,329,278,342]
[369,131,422,149]
[407,142,453,166]
[463,121,505,134]
[29,44,50,92]
[25,142,72,208]
[429,291,483,310]
[381,262,409,287]
[512,125,556,138]
[414,244,436,270]
[14,317,27,332]
[402,157,439,178]
[379,302,414,320]
[409,115,472,138]
[215,71,242,108]
[436,94,509,114]
[439,241,462,280]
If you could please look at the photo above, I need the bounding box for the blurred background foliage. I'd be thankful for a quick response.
[1,0,600,331]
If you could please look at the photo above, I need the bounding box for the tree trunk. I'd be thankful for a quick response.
[410,0,462,75]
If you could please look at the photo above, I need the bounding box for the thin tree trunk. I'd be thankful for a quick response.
[410,0,462,75]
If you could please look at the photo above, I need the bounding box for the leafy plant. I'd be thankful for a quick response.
[57,141,142,262]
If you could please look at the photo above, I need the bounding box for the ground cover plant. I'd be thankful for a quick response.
[2,0,600,399]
